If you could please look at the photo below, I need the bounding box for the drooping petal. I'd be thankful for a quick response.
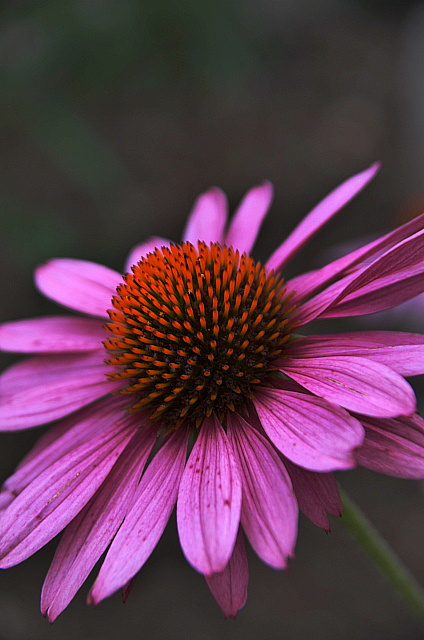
[205,526,248,618]
[355,414,424,479]
[124,237,170,273]
[227,413,297,568]
[282,457,342,532]
[224,181,273,254]
[0,352,120,430]
[0,395,133,509]
[253,387,364,471]
[0,419,136,567]
[88,427,188,605]
[280,356,416,417]
[177,415,242,575]
[266,163,380,273]
[0,316,106,353]
[286,331,424,377]
[41,426,158,622]
[35,259,121,318]
[182,188,228,245]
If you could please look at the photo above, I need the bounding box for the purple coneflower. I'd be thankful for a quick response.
[2,163,424,621]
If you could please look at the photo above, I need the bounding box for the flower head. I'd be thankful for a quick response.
[2,163,424,621]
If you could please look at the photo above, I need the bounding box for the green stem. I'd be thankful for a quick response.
[339,486,424,623]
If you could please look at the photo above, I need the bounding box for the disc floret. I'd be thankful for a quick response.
[104,241,293,428]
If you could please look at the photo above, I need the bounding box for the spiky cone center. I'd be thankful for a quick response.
[104,241,294,429]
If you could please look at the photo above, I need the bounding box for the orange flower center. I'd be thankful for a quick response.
[104,241,293,428]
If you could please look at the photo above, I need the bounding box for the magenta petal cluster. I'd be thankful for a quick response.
[2,163,424,621]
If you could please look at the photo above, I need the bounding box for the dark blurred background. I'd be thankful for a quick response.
[2,0,424,638]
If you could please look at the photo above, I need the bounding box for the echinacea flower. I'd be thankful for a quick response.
[2,163,424,621]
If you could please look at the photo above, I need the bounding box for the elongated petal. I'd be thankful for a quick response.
[227,413,297,568]
[280,356,416,417]
[182,188,228,245]
[177,416,242,575]
[0,352,120,430]
[323,267,424,317]
[0,420,136,567]
[0,316,106,353]
[35,259,120,317]
[331,227,424,302]
[225,182,273,254]
[291,227,424,326]
[286,210,424,308]
[0,395,133,509]
[355,414,424,479]
[124,237,170,273]
[286,331,424,377]
[266,163,380,273]
[283,457,342,531]
[254,387,364,471]
[89,427,188,605]
[41,426,157,622]
[205,527,248,618]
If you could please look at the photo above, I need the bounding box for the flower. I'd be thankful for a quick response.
[2,163,424,621]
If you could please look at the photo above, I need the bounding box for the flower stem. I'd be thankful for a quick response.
[339,486,424,623]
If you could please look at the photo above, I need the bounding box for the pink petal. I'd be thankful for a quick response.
[0,352,120,430]
[177,415,242,575]
[224,182,274,254]
[124,237,170,273]
[290,226,424,326]
[205,526,248,618]
[0,395,133,509]
[88,427,188,605]
[283,457,342,532]
[182,188,228,245]
[286,331,424,377]
[227,413,297,568]
[253,387,364,471]
[280,356,416,417]
[35,259,121,318]
[266,163,380,273]
[0,419,136,567]
[286,209,424,308]
[323,266,424,318]
[0,316,106,353]
[355,414,424,479]
[41,426,157,622]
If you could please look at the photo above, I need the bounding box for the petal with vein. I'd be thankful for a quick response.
[281,356,416,417]
[35,259,121,318]
[283,457,342,532]
[227,413,297,568]
[0,395,133,509]
[225,182,273,254]
[266,163,380,272]
[182,188,228,245]
[286,331,424,377]
[253,387,364,471]
[323,266,424,318]
[205,527,248,618]
[291,227,424,326]
[41,426,157,622]
[89,427,188,605]
[0,316,106,353]
[0,352,120,430]
[286,209,424,308]
[177,415,242,575]
[355,414,424,479]
[0,419,136,567]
